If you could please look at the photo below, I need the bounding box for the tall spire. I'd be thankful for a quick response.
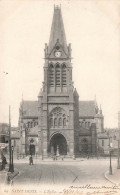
[48,6,68,54]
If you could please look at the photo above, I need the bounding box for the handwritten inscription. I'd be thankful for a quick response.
[3,184,120,195]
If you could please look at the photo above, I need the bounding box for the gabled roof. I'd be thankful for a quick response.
[48,6,68,55]
[21,101,38,117]
[20,100,99,118]
[79,101,97,117]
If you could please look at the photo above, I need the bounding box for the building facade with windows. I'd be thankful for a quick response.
[17,6,104,157]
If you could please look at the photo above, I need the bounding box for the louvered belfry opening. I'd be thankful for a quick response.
[56,63,60,87]
[48,62,67,91]
[62,64,67,86]
[49,64,54,86]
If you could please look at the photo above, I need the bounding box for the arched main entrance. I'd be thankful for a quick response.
[29,139,35,155]
[50,133,67,155]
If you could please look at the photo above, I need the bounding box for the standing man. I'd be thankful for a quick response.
[29,155,33,165]
[2,155,7,169]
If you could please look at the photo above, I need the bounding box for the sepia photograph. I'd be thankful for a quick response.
[0,0,120,194]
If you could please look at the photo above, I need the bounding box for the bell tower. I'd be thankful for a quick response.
[44,6,73,94]
[38,6,78,157]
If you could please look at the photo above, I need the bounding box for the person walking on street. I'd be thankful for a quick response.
[29,155,33,165]
[2,155,7,170]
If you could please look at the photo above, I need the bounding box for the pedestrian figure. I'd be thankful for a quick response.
[61,156,64,161]
[29,155,33,165]
[87,153,89,159]
[7,175,13,185]
[55,155,57,160]
[2,155,7,170]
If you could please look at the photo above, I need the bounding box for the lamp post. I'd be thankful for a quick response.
[109,137,113,175]
[8,105,12,173]
[11,146,14,173]
[117,118,120,169]
[117,139,120,169]
[41,134,43,160]
[97,139,99,160]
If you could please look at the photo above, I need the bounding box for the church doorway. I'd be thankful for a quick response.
[29,139,35,155]
[50,133,67,155]
[30,145,35,155]
[81,138,88,154]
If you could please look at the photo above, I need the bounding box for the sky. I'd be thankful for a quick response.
[0,0,120,128]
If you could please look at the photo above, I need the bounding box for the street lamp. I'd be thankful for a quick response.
[41,137,43,160]
[117,111,120,169]
[97,140,99,160]
[8,105,12,173]
[117,139,120,169]
[109,137,113,175]
[11,146,14,173]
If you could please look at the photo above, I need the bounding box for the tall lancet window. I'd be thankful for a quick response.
[56,63,60,86]
[62,64,67,86]
[49,64,54,86]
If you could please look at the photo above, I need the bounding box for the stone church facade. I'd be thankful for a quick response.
[18,6,104,158]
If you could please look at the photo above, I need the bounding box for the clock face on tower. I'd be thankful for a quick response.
[55,51,61,57]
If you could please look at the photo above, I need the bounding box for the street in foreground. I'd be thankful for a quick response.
[14,158,117,185]
[1,158,120,195]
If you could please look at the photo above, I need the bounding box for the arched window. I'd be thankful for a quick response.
[63,118,67,127]
[88,122,90,127]
[62,64,67,86]
[34,121,36,127]
[82,122,84,127]
[50,118,53,128]
[58,118,62,127]
[49,64,54,86]
[85,122,87,128]
[30,139,34,144]
[82,138,88,143]
[28,122,30,128]
[54,118,57,127]
[31,122,33,128]
[14,140,16,147]
[49,107,68,129]
[56,64,60,86]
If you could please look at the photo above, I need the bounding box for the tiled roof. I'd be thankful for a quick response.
[79,101,97,117]
[22,101,38,117]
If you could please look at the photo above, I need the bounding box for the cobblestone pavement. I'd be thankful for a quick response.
[13,159,118,186]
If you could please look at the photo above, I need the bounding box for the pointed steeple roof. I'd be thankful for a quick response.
[48,6,68,55]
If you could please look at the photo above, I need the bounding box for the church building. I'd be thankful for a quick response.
[18,6,104,158]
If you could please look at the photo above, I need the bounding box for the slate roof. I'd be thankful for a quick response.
[20,100,98,118]
[21,101,38,117]
[79,101,97,117]
[48,6,68,55]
